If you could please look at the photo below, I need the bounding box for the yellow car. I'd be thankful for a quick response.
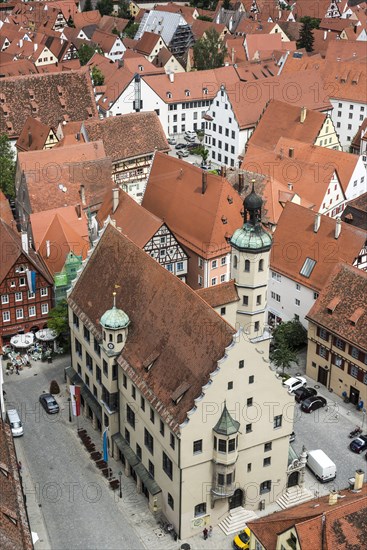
[233,527,250,549]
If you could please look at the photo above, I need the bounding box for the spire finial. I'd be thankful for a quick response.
[251,178,256,192]
[113,291,116,308]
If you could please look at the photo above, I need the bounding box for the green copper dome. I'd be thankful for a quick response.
[231,223,272,252]
[100,306,130,330]
[213,404,240,436]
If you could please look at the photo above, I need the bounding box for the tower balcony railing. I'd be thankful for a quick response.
[211,483,236,498]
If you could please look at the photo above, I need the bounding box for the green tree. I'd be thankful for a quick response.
[193,28,227,70]
[199,146,209,165]
[118,0,131,19]
[96,0,113,16]
[91,66,105,85]
[297,18,315,52]
[222,0,231,9]
[48,300,69,337]
[300,16,320,29]
[0,134,16,198]
[124,22,139,39]
[272,319,307,351]
[83,0,93,11]
[197,15,213,22]
[270,341,298,375]
[78,43,99,65]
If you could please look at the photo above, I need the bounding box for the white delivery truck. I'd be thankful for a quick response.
[307,449,336,482]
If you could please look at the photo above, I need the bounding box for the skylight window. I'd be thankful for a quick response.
[299,258,316,278]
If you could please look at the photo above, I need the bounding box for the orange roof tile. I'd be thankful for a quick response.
[196,279,239,307]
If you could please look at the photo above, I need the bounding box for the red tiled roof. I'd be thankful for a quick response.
[270,202,366,292]
[142,152,244,259]
[16,117,53,152]
[196,280,239,307]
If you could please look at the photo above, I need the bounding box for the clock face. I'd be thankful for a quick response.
[107,343,114,350]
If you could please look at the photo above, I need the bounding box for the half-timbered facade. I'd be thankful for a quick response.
[0,221,53,344]
[145,224,188,281]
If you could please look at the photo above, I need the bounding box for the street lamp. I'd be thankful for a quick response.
[118,471,122,499]
[67,397,72,423]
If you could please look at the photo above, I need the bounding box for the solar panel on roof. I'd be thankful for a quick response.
[300,257,316,278]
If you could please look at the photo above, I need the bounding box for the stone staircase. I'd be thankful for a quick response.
[276,486,314,510]
[218,507,259,535]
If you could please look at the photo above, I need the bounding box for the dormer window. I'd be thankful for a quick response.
[167,92,172,98]
[203,87,208,95]
[138,65,143,71]
[185,89,190,97]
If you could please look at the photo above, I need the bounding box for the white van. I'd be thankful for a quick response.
[307,449,336,482]
[7,409,24,437]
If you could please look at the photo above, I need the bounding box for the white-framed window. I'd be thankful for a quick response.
[160,249,166,257]
[198,257,203,268]
[211,277,217,286]
[271,271,281,282]
[167,264,173,272]
[2,311,10,322]
[221,256,226,266]
[177,262,184,272]
[41,303,49,314]
[40,288,48,297]
[211,259,217,269]
[296,283,300,291]
[220,274,226,283]
[10,281,16,288]
[28,306,36,317]
[16,308,24,319]
[28,291,35,299]
[271,292,281,302]
[19,277,26,286]
[198,275,203,286]
[15,292,22,301]
[295,299,300,306]
[1,294,9,304]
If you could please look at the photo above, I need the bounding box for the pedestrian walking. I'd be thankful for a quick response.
[203,527,208,540]
[15,365,20,375]
[209,525,213,537]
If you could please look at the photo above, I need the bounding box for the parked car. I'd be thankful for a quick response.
[185,130,196,138]
[175,143,187,150]
[301,396,327,413]
[39,393,60,414]
[186,142,201,150]
[349,435,367,454]
[184,135,196,142]
[167,137,177,145]
[233,527,250,550]
[7,409,24,437]
[294,387,318,403]
[177,149,189,158]
[282,376,307,394]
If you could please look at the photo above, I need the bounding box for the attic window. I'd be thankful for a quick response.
[138,65,143,71]
[87,107,93,117]
[327,296,340,314]
[171,381,191,405]
[221,216,228,224]
[352,72,361,85]
[349,307,364,325]
[227,195,233,204]
[166,92,172,98]
[142,350,160,372]
[299,257,316,278]
[28,88,34,99]
[59,97,66,108]
[203,87,208,95]
[0,93,5,103]
[30,100,38,113]
[63,114,70,122]
[185,89,190,97]
[6,121,13,131]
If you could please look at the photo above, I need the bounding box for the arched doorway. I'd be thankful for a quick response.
[288,471,299,488]
[229,488,244,510]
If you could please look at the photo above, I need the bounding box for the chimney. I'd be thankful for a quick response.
[75,204,81,219]
[220,165,226,177]
[238,173,244,193]
[202,171,207,194]
[46,240,50,258]
[335,217,341,239]
[21,232,29,254]
[288,147,294,158]
[80,184,86,206]
[328,490,338,506]
[19,38,23,48]
[34,43,38,52]
[112,187,119,213]
[324,30,327,40]
[231,47,235,64]
[28,131,32,148]
[354,469,364,490]
[168,72,174,83]
[314,213,321,233]
[300,106,307,123]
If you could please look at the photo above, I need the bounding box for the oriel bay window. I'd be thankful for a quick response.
[101,386,118,412]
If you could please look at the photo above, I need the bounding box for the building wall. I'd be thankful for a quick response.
[344,156,366,201]
[145,224,188,281]
[314,115,341,150]
[319,171,346,218]
[330,98,366,150]
[34,46,58,66]
[213,301,238,330]
[0,254,53,341]
[306,320,367,402]
[105,39,126,61]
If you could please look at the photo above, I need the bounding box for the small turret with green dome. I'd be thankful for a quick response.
[100,291,130,353]
[230,180,272,253]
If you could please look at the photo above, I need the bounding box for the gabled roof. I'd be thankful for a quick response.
[196,279,239,308]
[245,32,283,60]
[73,10,101,29]
[98,15,129,34]
[248,100,327,151]
[135,10,189,45]
[0,190,14,226]
[341,193,367,231]
[68,223,236,433]
[306,263,367,351]
[18,141,113,213]
[31,212,89,275]
[82,112,169,162]
[0,68,98,138]
[16,117,53,152]
[135,31,163,55]
[91,28,121,53]
[96,187,163,248]
[142,152,244,259]
[270,202,366,292]
[191,19,227,40]
[0,218,53,285]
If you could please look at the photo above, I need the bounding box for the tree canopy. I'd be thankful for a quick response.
[96,0,113,16]
[270,319,306,374]
[297,17,315,52]
[78,43,100,65]
[91,66,105,85]
[47,300,69,337]
[83,0,93,11]
[0,134,16,198]
[193,28,227,71]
